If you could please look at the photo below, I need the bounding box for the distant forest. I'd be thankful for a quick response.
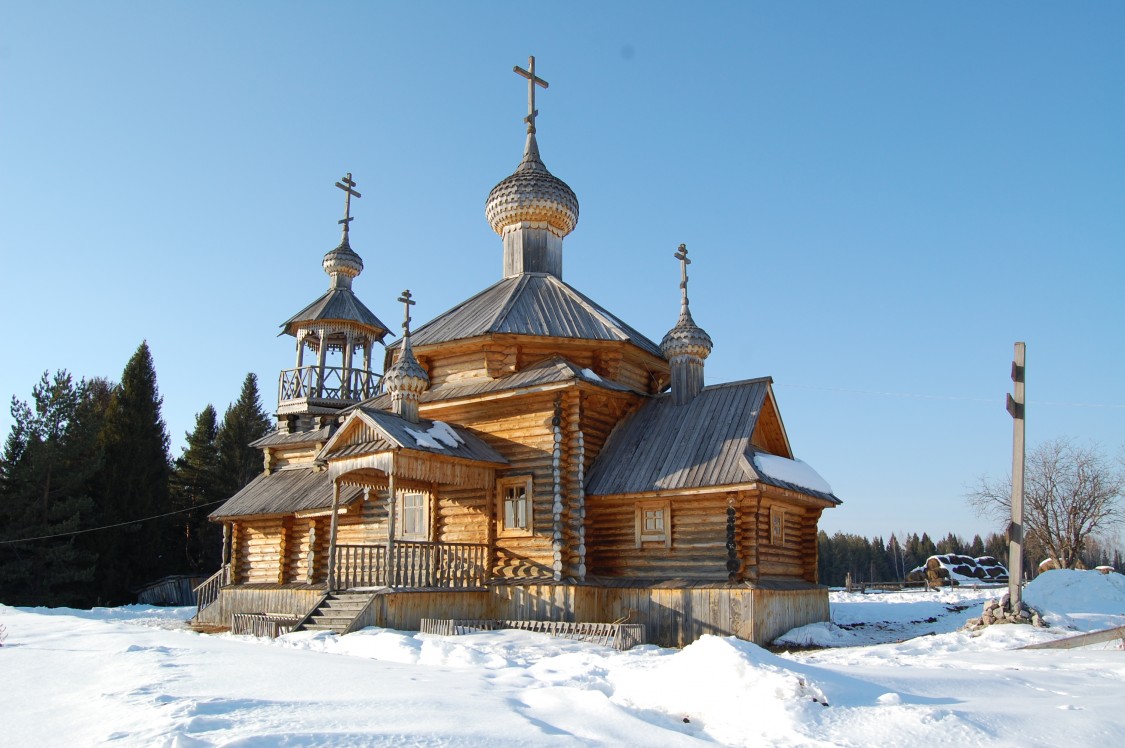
[818,530,1124,588]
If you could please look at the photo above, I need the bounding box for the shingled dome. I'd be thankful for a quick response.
[485,133,579,238]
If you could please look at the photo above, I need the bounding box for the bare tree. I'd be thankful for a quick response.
[968,438,1125,570]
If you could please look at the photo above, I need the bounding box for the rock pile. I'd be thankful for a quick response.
[907,554,1010,586]
[964,593,1047,630]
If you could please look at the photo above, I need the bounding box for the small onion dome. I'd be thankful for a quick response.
[485,133,579,238]
[383,343,429,398]
[660,305,713,362]
[322,237,364,281]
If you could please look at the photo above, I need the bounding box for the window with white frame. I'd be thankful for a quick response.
[635,501,671,548]
[497,475,533,536]
[399,491,429,539]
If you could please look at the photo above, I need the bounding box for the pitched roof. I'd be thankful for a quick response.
[210,467,364,519]
[321,408,508,466]
[358,355,634,411]
[281,288,389,338]
[387,273,662,358]
[250,425,334,449]
[586,379,840,504]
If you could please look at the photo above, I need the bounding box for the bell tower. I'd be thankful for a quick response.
[277,173,391,432]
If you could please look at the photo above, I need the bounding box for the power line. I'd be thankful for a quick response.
[0,499,228,545]
[774,383,1125,409]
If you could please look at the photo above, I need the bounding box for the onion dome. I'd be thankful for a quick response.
[322,237,364,290]
[661,305,713,362]
[486,133,579,238]
[383,290,429,423]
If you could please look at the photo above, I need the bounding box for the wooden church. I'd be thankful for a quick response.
[195,58,841,646]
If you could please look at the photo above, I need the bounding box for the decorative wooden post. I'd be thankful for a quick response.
[387,472,398,587]
[221,522,231,582]
[1007,342,1027,611]
[326,479,342,592]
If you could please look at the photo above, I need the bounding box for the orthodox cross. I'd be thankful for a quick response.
[675,243,691,307]
[398,289,416,337]
[513,56,549,134]
[335,173,362,238]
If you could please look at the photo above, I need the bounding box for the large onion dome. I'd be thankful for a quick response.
[486,133,579,239]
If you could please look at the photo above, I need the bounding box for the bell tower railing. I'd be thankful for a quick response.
[278,366,381,405]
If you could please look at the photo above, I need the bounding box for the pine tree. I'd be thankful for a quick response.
[91,342,172,603]
[216,373,271,499]
[0,372,101,606]
[170,405,222,572]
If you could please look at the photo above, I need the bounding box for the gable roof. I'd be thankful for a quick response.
[250,425,334,449]
[320,407,508,466]
[210,466,364,519]
[586,378,840,504]
[281,288,389,338]
[387,273,663,358]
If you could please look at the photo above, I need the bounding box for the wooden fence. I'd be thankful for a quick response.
[231,613,303,638]
[420,618,646,650]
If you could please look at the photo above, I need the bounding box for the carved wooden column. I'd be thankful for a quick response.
[342,331,354,398]
[326,479,342,591]
[386,471,398,587]
[315,328,328,398]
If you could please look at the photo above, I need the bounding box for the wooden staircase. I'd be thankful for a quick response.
[292,592,378,635]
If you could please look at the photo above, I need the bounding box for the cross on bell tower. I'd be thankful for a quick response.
[335,173,362,242]
[675,243,691,311]
[514,56,549,134]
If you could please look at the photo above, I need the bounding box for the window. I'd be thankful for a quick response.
[635,501,671,548]
[399,491,429,539]
[770,506,785,546]
[497,476,533,536]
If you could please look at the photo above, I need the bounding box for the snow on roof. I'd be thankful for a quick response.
[752,453,833,495]
[580,367,602,382]
[404,421,466,451]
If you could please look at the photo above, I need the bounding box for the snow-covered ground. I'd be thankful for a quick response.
[3,570,1124,746]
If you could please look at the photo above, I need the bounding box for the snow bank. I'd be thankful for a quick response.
[1023,569,1125,631]
[611,635,828,744]
[752,453,833,495]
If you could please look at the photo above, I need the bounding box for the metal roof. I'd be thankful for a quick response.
[387,273,662,358]
[210,467,364,519]
[586,379,840,504]
[281,288,390,338]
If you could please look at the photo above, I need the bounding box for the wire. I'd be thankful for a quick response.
[774,383,1125,409]
[0,498,228,545]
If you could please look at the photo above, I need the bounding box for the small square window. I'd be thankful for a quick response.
[635,501,671,548]
[497,476,534,536]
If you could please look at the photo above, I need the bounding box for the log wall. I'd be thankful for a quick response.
[585,495,731,579]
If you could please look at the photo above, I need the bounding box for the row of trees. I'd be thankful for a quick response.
[819,529,1124,588]
[0,342,270,607]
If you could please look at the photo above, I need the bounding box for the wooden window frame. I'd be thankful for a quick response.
[496,475,534,537]
[635,500,671,548]
[398,490,430,540]
[770,505,785,546]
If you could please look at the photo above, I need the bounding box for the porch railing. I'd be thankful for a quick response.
[334,541,489,589]
[193,563,230,615]
[278,366,380,404]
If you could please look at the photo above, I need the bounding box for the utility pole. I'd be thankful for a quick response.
[1006,342,1026,612]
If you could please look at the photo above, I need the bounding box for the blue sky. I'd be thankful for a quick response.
[1,2,1122,541]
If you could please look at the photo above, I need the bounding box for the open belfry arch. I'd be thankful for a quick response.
[199,56,841,646]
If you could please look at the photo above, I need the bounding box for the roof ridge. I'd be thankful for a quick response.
[490,273,529,329]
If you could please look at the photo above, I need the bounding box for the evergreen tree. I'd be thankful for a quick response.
[91,342,172,603]
[170,405,222,572]
[969,534,986,557]
[0,372,101,606]
[216,373,271,498]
